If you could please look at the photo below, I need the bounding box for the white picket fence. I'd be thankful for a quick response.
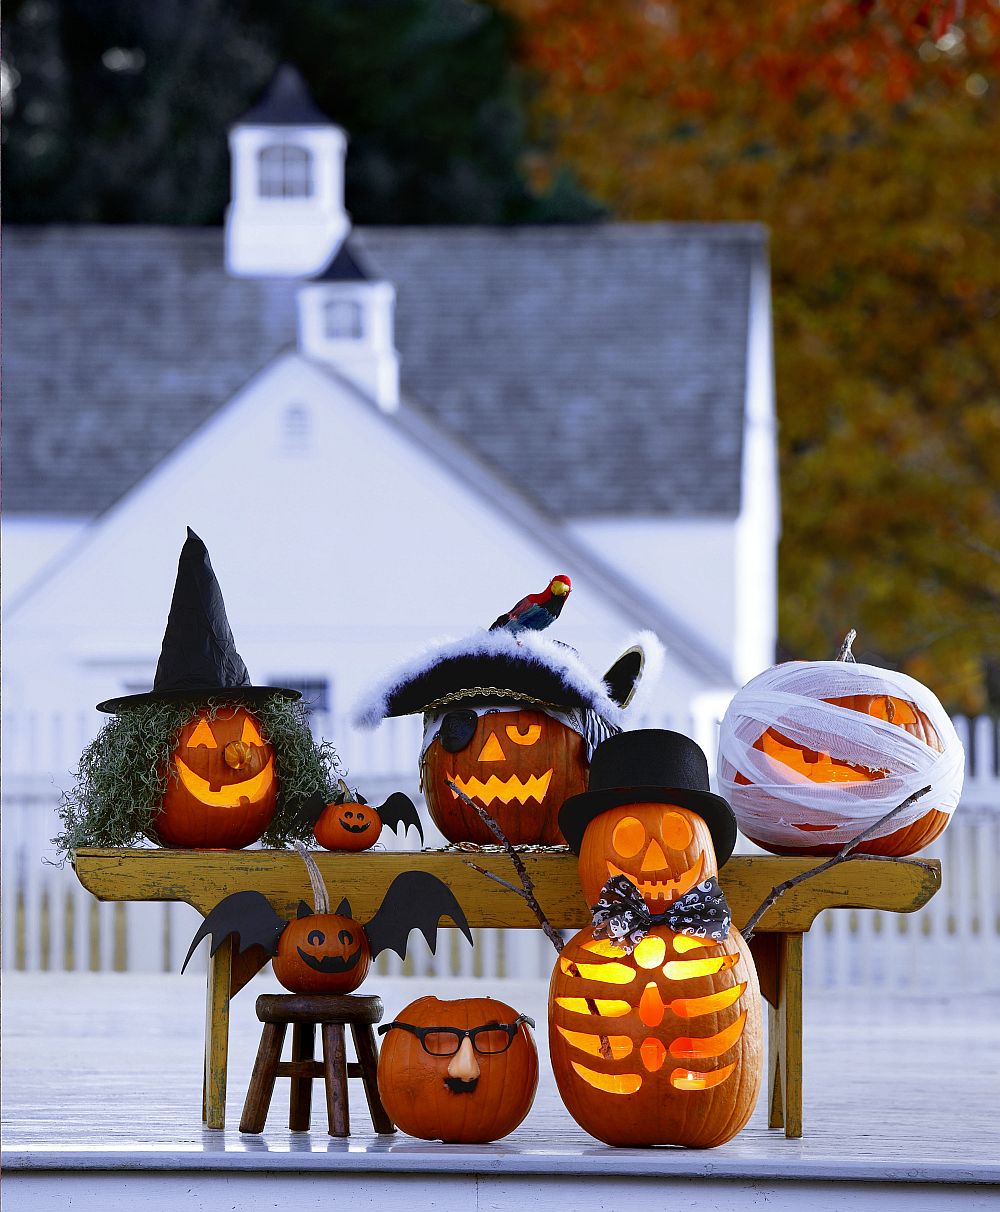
[2,709,998,992]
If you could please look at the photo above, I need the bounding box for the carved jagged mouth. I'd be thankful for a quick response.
[449,770,553,806]
[174,757,275,808]
[339,820,371,834]
[444,1077,479,1095]
[606,854,705,904]
[297,945,364,974]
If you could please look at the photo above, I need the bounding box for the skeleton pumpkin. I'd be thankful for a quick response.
[717,635,965,857]
[551,731,762,1148]
[376,996,538,1143]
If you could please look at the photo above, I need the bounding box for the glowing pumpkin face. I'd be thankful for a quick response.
[313,800,384,852]
[576,803,715,910]
[421,708,587,845]
[272,909,372,995]
[376,996,538,1143]
[155,705,277,849]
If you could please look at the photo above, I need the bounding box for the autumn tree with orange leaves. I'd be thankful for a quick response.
[501,0,1000,710]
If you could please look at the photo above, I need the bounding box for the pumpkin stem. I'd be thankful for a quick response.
[337,778,352,801]
[292,840,330,914]
[836,629,858,663]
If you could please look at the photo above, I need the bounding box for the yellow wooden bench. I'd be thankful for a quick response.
[72,848,940,1138]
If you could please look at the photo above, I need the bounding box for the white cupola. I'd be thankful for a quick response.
[297,243,400,411]
[225,66,350,277]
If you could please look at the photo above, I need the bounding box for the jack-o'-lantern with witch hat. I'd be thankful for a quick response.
[354,577,661,846]
[549,730,763,1148]
[55,529,343,854]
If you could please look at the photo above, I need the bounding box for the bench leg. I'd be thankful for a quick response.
[767,933,803,1138]
[202,938,233,1130]
[351,1022,395,1135]
[289,1023,315,1131]
[240,1022,287,1133]
[322,1023,350,1137]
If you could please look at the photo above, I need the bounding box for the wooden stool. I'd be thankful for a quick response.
[240,993,395,1137]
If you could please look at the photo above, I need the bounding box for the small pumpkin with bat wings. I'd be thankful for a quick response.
[182,842,472,994]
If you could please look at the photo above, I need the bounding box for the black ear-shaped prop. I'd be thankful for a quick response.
[363,871,473,961]
[287,788,329,834]
[181,891,286,973]
[376,792,425,845]
[603,643,646,708]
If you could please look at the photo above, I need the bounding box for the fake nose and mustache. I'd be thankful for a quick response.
[444,1036,481,1094]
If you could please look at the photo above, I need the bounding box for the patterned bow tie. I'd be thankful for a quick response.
[591,873,732,954]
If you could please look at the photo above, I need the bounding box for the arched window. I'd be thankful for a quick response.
[323,298,363,339]
[257,144,313,198]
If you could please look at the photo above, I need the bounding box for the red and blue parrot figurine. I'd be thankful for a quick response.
[489,575,572,634]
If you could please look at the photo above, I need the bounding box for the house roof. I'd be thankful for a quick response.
[2,222,764,519]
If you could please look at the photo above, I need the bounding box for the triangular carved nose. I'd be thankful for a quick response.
[477,732,505,762]
[641,839,668,871]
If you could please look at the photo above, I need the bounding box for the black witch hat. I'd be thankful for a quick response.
[96,528,300,713]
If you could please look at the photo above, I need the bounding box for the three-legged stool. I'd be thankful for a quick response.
[240,993,395,1137]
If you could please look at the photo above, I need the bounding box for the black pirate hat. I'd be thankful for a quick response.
[353,629,652,729]
[558,729,737,865]
[96,529,300,713]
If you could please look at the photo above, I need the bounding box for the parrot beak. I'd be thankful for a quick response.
[551,577,571,596]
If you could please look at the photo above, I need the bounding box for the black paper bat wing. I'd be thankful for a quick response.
[363,871,473,961]
[376,792,425,845]
[180,891,286,973]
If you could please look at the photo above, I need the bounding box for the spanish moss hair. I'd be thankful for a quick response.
[54,695,344,856]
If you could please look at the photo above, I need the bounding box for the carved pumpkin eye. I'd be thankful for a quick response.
[307,929,325,947]
[505,723,541,746]
[612,816,645,858]
[338,929,353,946]
[188,718,218,749]
[241,716,264,746]
[660,812,694,850]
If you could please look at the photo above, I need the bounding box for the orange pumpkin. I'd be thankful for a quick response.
[155,705,277,848]
[314,800,384,852]
[420,708,586,845]
[272,905,372,995]
[549,803,762,1148]
[377,996,538,1143]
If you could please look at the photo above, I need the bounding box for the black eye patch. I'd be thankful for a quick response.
[439,710,478,753]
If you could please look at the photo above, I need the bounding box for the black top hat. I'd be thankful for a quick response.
[96,529,300,713]
[558,729,737,865]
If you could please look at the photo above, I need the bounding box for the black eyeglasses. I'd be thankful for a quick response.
[377,1013,535,1056]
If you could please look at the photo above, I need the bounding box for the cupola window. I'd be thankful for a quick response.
[257,143,313,198]
[323,298,363,339]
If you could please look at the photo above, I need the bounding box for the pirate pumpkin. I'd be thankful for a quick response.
[354,612,659,846]
[716,632,965,857]
[376,995,538,1143]
[182,843,473,995]
[550,731,762,1148]
[55,529,341,854]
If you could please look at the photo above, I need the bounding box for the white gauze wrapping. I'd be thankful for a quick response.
[717,661,965,848]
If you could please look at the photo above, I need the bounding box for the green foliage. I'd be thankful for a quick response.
[2,0,601,224]
[54,695,343,856]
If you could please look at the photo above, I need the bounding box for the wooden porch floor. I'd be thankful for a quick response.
[3,972,999,1209]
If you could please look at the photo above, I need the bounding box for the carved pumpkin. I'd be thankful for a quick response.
[272,905,372,995]
[314,800,383,852]
[155,705,277,848]
[717,646,965,858]
[376,996,538,1143]
[420,708,586,845]
[549,803,762,1148]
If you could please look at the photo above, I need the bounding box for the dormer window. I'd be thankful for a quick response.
[324,298,363,339]
[257,143,313,198]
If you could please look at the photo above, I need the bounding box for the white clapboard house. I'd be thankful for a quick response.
[1,68,778,794]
